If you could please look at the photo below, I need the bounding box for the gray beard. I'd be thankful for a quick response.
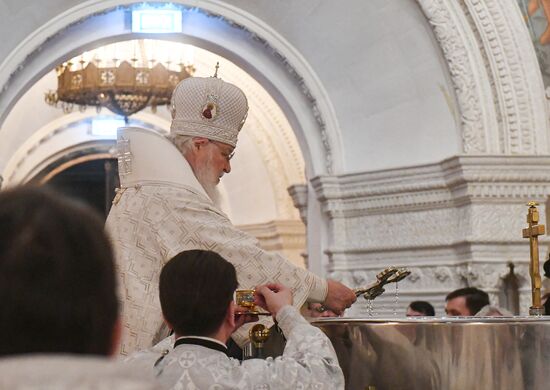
[194,162,223,208]
[202,182,222,209]
[185,147,224,209]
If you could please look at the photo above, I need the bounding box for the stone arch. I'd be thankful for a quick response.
[0,0,343,177]
[416,0,550,154]
[2,111,168,184]
[0,1,344,275]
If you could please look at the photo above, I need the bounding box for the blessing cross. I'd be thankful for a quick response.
[213,61,220,78]
[522,201,545,315]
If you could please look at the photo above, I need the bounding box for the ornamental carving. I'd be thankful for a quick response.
[463,0,546,154]
[416,0,494,153]
[288,184,308,225]
[459,263,511,288]
[416,0,549,154]
[314,156,550,315]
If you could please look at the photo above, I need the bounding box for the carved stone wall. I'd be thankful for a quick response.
[416,0,550,155]
[288,184,308,225]
[311,156,550,316]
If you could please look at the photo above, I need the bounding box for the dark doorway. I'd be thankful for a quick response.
[44,158,119,219]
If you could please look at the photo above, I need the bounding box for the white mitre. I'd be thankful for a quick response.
[169,74,249,147]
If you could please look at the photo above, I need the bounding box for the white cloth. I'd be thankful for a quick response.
[0,354,158,389]
[106,127,328,354]
[475,305,514,317]
[125,306,344,390]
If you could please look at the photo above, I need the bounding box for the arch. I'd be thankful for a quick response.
[37,152,114,184]
[1,110,168,184]
[416,0,550,154]
[0,0,343,176]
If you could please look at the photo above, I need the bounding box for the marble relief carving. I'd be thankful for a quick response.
[416,0,493,153]
[465,0,541,154]
[416,0,549,154]
[313,156,550,314]
[519,0,550,85]
[288,184,308,225]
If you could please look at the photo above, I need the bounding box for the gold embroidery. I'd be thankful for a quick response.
[112,188,126,205]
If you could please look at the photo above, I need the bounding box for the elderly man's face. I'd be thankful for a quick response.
[445,296,471,316]
[195,140,234,188]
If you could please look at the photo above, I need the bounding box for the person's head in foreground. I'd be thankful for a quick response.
[544,294,550,315]
[445,287,489,316]
[168,72,248,201]
[159,249,292,342]
[544,257,550,279]
[406,300,435,316]
[0,186,119,357]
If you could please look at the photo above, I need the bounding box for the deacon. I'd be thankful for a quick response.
[106,70,356,354]
[125,250,344,389]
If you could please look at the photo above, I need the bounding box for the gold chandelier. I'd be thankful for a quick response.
[45,40,195,119]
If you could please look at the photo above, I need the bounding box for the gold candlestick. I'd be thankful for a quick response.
[249,324,271,359]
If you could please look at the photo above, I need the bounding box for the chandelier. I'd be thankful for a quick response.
[45,40,195,119]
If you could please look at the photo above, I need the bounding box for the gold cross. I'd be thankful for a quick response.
[523,201,545,238]
[522,201,546,315]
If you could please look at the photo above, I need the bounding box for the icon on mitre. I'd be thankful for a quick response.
[201,102,218,120]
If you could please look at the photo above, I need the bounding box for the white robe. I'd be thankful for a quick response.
[106,127,328,354]
[0,355,158,389]
[125,306,344,389]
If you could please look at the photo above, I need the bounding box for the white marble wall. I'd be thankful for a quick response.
[0,0,548,315]
[307,155,550,315]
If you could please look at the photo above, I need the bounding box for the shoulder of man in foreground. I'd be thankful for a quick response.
[0,354,159,390]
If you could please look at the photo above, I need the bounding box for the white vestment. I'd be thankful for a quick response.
[0,355,158,389]
[125,306,344,390]
[106,127,327,354]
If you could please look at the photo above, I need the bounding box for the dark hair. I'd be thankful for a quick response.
[159,250,238,336]
[408,301,435,316]
[543,258,550,278]
[0,186,118,356]
[445,287,489,315]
